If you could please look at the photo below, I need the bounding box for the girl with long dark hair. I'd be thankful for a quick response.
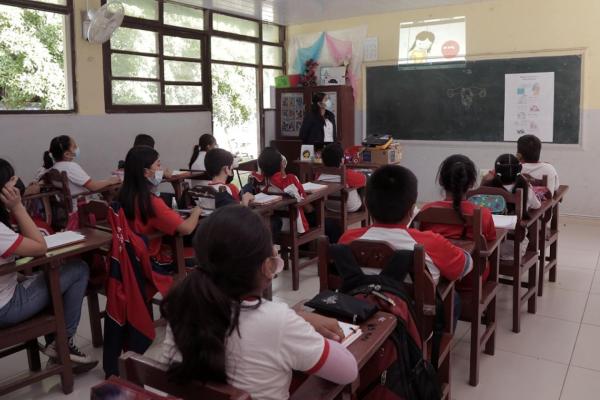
[118,146,202,269]
[160,206,357,400]
[189,134,217,170]
[0,159,96,369]
[299,92,337,145]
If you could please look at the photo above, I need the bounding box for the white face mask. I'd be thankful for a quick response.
[270,255,284,276]
[147,169,164,186]
[324,99,333,111]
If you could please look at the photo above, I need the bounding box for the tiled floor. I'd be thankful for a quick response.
[1,216,600,399]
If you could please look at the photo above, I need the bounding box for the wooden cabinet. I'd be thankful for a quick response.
[274,85,355,151]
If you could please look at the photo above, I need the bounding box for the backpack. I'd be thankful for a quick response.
[329,244,443,400]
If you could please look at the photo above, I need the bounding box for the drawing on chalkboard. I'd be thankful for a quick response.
[408,31,435,64]
[447,87,487,110]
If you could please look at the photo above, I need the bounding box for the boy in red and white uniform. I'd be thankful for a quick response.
[517,134,559,194]
[204,148,254,208]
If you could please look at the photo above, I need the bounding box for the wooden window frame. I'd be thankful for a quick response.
[0,0,77,114]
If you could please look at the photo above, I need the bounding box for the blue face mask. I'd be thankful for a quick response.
[147,169,164,187]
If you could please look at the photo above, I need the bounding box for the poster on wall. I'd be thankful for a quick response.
[281,92,305,137]
[504,72,555,142]
[398,16,466,64]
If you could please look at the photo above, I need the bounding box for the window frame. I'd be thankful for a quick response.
[103,1,210,113]
[0,0,77,114]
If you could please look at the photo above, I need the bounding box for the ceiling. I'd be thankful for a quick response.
[181,0,484,25]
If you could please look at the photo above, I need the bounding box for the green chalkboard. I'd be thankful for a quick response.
[366,55,581,143]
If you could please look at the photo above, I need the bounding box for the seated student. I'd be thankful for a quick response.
[119,146,202,271]
[318,143,367,213]
[159,205,358,400]
[517,134,560,194]
[133,133,155,148]
[482,154,541,260]
[338,165,473,284]
[0,159,97,369]
[42,135,121,210]
[420,155,496,289]
[204,148,253,208]
[189,134,217,171]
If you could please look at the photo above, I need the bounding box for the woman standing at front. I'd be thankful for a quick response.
[299,93,337,145]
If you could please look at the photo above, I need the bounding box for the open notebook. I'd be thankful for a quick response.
[338,321,362,348]
[44,231,86,250]
[302,182,328,193]
[253,193,282,206]
[492,214,518,230]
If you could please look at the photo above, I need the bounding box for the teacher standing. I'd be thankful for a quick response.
[299,92,337,145]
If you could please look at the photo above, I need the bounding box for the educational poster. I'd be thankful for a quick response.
[398,17,466,64]
[280,93,305,137]
[504,72,555,142]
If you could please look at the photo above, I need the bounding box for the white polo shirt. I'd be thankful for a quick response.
[521,162,560,194]
[52,161,91,210]
[0,222,23,309]
[160,299,326,400]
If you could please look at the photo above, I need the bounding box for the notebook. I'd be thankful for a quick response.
[492,214,518,230]
[44,231,86,250]
[338,321,362,348]
[253,193,282,205]
[302,182,328,193]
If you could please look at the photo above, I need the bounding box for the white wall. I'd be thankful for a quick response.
[0,112,212,184]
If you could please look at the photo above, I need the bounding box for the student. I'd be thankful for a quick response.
[318,143,366,213]
[517,134,560,194]
[482,153,542,216]
[0,159,96,369]
[256,147,311,233]
[482,154,541,260]
[159,205,358,400]
[133,133,156,148]
[42,135,121,210]
[339,165,473,284]
[204,148,253,208]
[118,146,202,271]
[189,134,217,171]
[420,155,496,290]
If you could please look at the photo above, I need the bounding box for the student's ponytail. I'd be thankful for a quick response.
[490,154,529,218]
[161,206,273,384]
[437,155,477,237]
[188,145,200,169]
[43,151,54,169]
[513,174,531,219]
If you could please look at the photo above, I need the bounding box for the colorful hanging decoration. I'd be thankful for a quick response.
[292,32,325,74]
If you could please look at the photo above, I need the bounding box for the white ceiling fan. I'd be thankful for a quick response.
[82,0,124,44]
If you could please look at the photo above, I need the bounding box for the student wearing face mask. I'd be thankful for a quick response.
[299,92,337,145]
[118,146,202,272]
[42,135,121,210]
[204,148,254,208]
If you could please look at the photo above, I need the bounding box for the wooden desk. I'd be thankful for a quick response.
[163,172,208,201]
[449,228,508,257]
[294,160,394,182]
[290,303,397,400]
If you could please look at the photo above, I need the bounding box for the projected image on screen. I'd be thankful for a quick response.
[399,17,466,64]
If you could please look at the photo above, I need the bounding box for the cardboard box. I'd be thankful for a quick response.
[319,66,346,86]
[361,144,402,165]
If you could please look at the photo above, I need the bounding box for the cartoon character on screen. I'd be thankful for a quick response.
[409,31,435,64]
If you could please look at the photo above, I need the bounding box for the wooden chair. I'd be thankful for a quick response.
[119,351,252,400]
[312,164,369,231]
[92,376,180,399]
[412,207,505,386]
[467,187,540,333]
[234,159,258,187]
[277,191,327,291]
[0,261,73,395]
[317,237,454,400]
[40,169,73,231]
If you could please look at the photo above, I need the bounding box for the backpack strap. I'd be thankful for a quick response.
[429,293,446,372]
[329,244,367,292]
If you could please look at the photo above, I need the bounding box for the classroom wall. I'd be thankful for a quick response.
[287,0,600,217]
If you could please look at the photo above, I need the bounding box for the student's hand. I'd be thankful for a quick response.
[241,192,254,207]
[483,170,495,182]
[190,206,203,218]
[108,175,121,185]
[298,311,345,342]
[0,178,23,211]
[164,168,173,179]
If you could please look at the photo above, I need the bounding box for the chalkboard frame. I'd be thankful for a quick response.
[362,51,584,145]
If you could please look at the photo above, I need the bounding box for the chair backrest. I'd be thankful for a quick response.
[119,352,252,400]
[412,206,486,253]
[188,185,226,211]
[79,200,110,229]
[41,169,73,213]
[312,164,347,186]
[236,159,258,173]
[523,174,548,188]
[317,237,437,339]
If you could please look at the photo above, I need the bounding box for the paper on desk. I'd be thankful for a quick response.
[44,231,86,250]
[338,321,362,348]
[302,182,328,193]
[492,214,517,230]
[253,193,282,205]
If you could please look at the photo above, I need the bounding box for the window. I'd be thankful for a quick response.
[0,0,74,112]
[104,0,207,111]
